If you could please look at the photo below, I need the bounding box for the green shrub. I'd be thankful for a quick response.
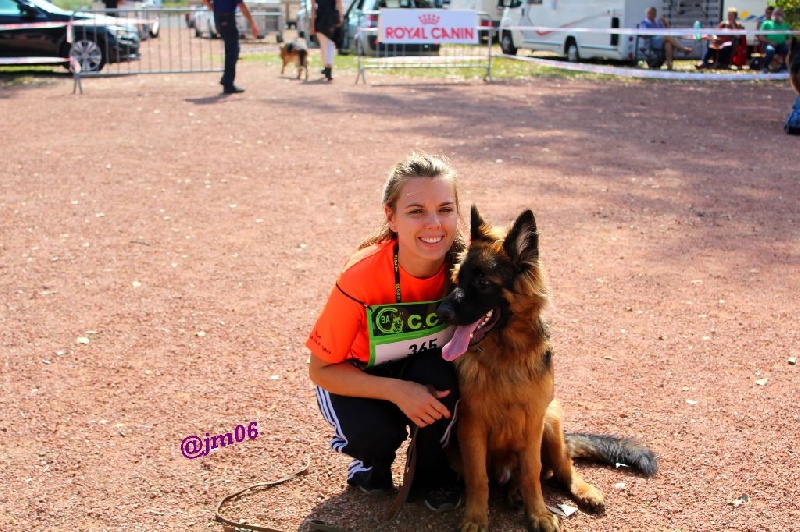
[774,0,800,28]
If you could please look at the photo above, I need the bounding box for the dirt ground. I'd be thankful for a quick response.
[2,58,799,532]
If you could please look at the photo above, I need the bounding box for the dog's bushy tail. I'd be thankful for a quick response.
[566,433,658,477]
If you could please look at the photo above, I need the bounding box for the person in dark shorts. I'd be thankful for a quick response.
[310,0,343,81]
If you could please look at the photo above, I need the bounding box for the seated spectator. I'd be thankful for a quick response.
[759,8,791,73]
[639,6,693,70]
[756,5,774,35]
[749,6,775,70]
[696,7,744,69]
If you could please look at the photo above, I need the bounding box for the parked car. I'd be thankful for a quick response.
[0,0,140,72]
[339,0,440,57]
[192,6,218,38]
[184,3,203,29]
[135,0,161,40]
[294,0,316,46]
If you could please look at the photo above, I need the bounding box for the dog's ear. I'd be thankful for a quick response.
[503,209,539,269]
[470,204,490,242]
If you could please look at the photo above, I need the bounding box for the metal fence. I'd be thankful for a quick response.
[350,11,494,84]
[68,7,284,92]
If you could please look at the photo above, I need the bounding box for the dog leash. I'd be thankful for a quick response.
[214,457,311,532]
[214,428,421,532]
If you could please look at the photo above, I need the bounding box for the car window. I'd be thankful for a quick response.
[0,0,22,16]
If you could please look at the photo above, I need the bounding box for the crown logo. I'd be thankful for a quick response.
[419,14,440,25]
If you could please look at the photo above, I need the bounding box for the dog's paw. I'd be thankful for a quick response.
[572,483,605,514]
[526,512,559,532]
[458,521,488,532]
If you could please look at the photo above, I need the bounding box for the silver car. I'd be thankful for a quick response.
[339,0,439,57]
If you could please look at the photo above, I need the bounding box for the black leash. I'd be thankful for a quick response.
[214,457,311,532]
[214,430,421,532]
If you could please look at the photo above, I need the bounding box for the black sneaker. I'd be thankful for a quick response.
[423,481,462,512]
[222,85,245,94]
[346,461,393,496]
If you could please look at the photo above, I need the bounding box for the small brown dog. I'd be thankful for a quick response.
[280,40,308,81]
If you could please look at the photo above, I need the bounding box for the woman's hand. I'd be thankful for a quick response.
[390,381,451,428]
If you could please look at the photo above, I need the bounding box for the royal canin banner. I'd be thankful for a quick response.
[378,9,478,44]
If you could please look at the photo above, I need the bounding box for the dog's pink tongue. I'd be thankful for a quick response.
[442,322,480,361]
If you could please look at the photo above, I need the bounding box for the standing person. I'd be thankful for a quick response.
[759,8,791,73]
[640,7,693,70]
[310,0,343,81]
[103,0,119,17]
[202,0,258,94]
[306,151,465,511]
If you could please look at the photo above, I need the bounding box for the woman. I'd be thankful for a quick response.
[697,7,744,70]
[310,0,344,81]
[306,151,465,511]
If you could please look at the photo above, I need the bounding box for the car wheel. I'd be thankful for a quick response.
[565,38,580,62]
[150,22,160,38]
[69,37,106,73]
[501,31,517,56]
[195,26,202,37]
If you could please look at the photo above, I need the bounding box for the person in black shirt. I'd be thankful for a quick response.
[202,0,258,93]
[310,0,343,81]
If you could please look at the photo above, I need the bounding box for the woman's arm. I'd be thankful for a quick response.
[309,353,453,427]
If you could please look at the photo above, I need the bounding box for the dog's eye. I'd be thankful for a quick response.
[474,276,492,289]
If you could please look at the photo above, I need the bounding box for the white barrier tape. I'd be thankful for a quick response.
[71,17,159,26]
[501,26,800,37]
[0,22,68,30]
[0,18,158,32]
[502,54,791,81]
[0,56,69,65]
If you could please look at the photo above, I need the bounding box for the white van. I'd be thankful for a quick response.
[448,0,503,34]
[499,0,694,62]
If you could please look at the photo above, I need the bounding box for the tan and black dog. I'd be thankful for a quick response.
[437,206,658,532]
[279,40,308,81]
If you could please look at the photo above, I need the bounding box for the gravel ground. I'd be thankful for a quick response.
[1,58,799,531]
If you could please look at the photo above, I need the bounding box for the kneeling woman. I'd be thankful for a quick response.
[306,152,465,511]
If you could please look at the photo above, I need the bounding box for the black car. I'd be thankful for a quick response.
[0,0,140,72]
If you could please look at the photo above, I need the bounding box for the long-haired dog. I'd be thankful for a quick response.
[279,40,308,80]
[789,36,799,94]
[437,206,658,531]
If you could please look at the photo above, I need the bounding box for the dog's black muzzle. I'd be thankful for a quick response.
[436,288,464,324]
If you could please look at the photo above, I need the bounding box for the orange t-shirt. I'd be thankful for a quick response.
[306,239,447,365]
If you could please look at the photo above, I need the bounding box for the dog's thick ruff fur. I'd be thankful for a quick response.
[437,206,657,532]
[280,41,308,80]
